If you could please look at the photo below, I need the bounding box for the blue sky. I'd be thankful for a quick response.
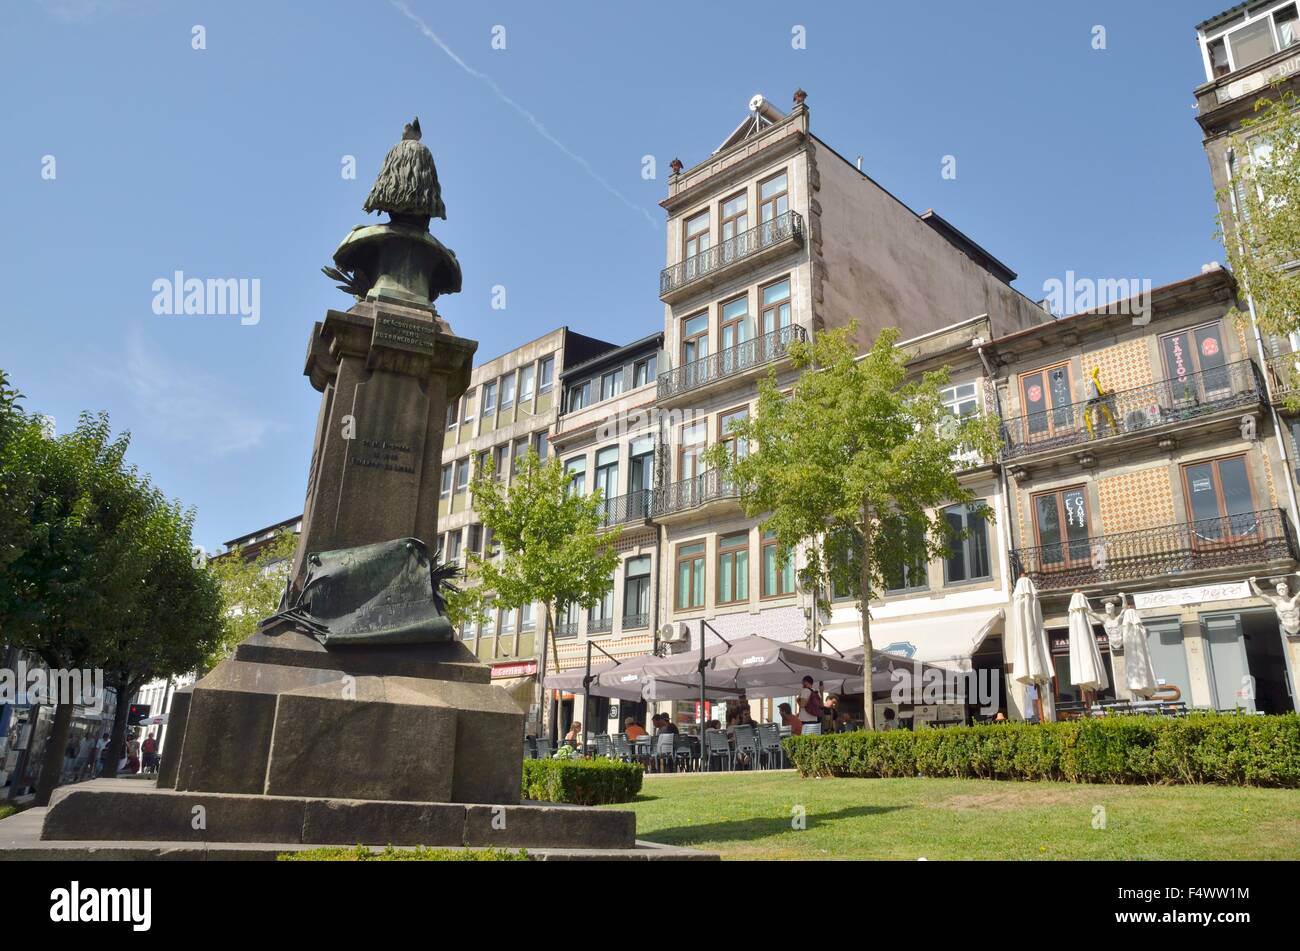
[1,0,1229,551]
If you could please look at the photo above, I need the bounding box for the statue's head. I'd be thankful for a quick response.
[1277,580,1291,599]
[1103,599,1119,616]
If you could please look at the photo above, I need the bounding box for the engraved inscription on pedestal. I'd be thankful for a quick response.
[374,313,436,355]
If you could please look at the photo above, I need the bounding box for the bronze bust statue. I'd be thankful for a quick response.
[363,117,447,224]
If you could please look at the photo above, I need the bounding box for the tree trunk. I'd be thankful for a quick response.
[33,700,74,807]
[101,676,137,779]
[859,529,876,732]
[535,603,554,742]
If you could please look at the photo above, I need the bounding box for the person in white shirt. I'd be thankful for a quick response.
[797,676,822,725]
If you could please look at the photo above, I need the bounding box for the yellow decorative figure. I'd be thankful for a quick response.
[1084,366,1117,438]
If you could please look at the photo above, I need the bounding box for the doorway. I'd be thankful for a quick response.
[1200,611,1295,713]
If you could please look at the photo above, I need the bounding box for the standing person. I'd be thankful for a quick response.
[94,733,110,777]
[125,731,141,774]
[141,733,158,773]
[797,676,823,728]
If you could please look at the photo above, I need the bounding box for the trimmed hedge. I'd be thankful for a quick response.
[783,713,1300,787]
[521,758,644,804]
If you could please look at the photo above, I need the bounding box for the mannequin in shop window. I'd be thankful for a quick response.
[1249,574,1300,637]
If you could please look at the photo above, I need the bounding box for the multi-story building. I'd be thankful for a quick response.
[548,332,664,731]
[992,266,1298,716]
[650,90,1047,725]
[436,326,621,733]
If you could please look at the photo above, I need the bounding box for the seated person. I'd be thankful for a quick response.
[623,717,647,741]
[779,702,803,736]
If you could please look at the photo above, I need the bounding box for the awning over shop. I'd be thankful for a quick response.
[838,608,1005,671]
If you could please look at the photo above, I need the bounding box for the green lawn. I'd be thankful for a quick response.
[604,771,1300,860]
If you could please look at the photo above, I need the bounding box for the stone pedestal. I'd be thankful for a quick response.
[163,630,523,806]
[291,299,476,588]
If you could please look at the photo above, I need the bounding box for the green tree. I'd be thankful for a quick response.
[206,529,298,667]
[465,451,620,732]
[0,408,221,804]
[704,326,1000,729]
[99,496,223,778]
[1217,88,1300,339]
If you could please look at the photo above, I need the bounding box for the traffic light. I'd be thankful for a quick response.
[127,703,151,726]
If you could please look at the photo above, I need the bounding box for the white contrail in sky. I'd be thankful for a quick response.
[391,0,659,229]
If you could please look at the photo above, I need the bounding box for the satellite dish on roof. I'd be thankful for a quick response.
[749,94,765,112]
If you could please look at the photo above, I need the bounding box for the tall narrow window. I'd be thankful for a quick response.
[720,190,749,255]
[717,531,750,605]
[594,446,619,517]
[440,463,453,499]
[1161,322,1228,401]
[538,355,555,393]
[759,171,789,230]
[944,503,991,584]
[462,388,477,425]
[1032,487,1091,572]
[565,457,587,496]
[719,407,749,460]
[633,354,657,388]
[720,294,754,352]
[482,380,498,415]
[518,363,536,402]
[683,209,711,261]
[675,542,706,610]
[1019,363,1075,445]
[566,380,591,413]
[760,279,791,336]
[761,530,796,598]
[884,516,929,593]
[600,368,624,401]
[624,556,651,627]
[678,420,708,481]
[499,372,515,409]
[682,312,709,366]
[1182,454,1258,541]
[454,459,470,494]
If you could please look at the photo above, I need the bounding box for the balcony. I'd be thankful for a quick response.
[660,211,804,303]
[588,616,612,635]
[658,324,807,403]
[1266,352,1300,403]
[1011,509,1297,592]
[596,488,653,528]
[654,469,739,520]
[555,620,579,638]
[1000,360,1262,462]
[621,612,649,630]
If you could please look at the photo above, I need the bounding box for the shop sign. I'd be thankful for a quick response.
[1132,582,1249,610]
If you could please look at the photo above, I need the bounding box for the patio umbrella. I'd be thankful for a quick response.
[1009,575,1053,719]
[639,641,734,701]
[705,635,863,699]
[1067,592,1109,694]
[1119,607,1159,698]
[543,655,651,701]
[840,648,964,701]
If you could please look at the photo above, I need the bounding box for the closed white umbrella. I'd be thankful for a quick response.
[1010,576,1052,686]
[1067,592,1109,693]
[1119,607,1159,698]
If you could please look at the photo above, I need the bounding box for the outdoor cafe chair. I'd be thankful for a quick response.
[612,733,635,762]
[703,729,733,771]
[673,734,696,772]
[523,737,537,759]
[594,734,614,758]
[732,724,760,770]
[535,737,553,760]
[652,733,678,772]
[757,723,785,769]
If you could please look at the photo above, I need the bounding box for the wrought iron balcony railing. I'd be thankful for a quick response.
[1010,508,1296,591]
[660,210,803,297]
[658,324,807,401]
[588,616,612,635]
[621,612,649,630]
[1266,352,1300,401]
[596,488,653,527]
[555,620,579,638]
[654,469,739,518]
[1000,360,1262,460]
